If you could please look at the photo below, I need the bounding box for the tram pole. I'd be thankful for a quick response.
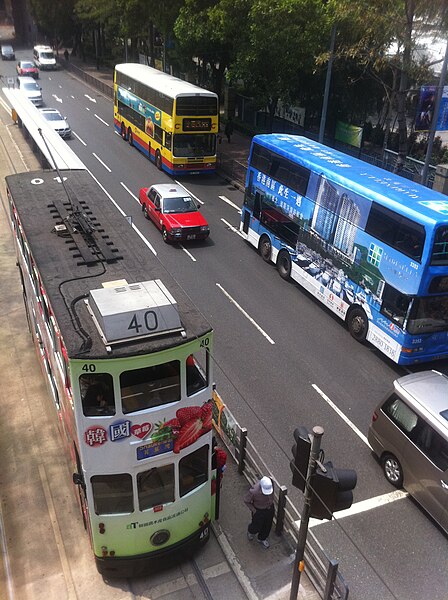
[289,426,324,600]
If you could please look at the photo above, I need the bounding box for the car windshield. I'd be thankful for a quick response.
[42,112,62,121]
[21,62,34,68]
[41,52,54,59]
[162,196,198,214]
[24,82,39,90]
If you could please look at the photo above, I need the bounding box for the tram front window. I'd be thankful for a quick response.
[137,464,175,510]
[80,373,115,416]
[120,360,180,413]
[91,473,133,514]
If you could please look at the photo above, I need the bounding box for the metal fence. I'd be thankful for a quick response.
[212,389,349,600]
[58,57,114,100]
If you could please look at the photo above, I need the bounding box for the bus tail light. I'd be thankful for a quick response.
[371,410,378,423]
[99,522,105,534]
[402,346,423,354]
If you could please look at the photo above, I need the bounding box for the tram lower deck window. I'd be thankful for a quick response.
[137,464,175,510]
[91,473,133,514]
[179,445,209,497]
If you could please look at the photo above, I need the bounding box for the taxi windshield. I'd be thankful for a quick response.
[163,196,197,214]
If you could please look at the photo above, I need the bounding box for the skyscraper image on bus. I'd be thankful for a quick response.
[7,168,218,576]
[241,134,448,365]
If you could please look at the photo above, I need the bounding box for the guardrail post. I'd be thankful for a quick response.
[323,559,339,600]
[237,427,247,474]
[275,485,287,536]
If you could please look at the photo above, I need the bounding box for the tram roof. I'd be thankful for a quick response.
[6,169,212,360]
[115,63,218,99]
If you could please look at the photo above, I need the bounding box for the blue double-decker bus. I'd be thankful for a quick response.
[240,134,448,365]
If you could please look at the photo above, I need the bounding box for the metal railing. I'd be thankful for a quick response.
[58,57,114,99]
[212,389,349,600]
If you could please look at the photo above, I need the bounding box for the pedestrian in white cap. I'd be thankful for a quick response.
[243,476,275,548]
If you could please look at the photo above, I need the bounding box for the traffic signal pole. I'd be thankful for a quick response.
[290,426,324,600]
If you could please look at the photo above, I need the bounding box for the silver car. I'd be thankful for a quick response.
[368,370,448,533]
[1,44,15,60]
[39,108,71,139]
[16,76,43,106]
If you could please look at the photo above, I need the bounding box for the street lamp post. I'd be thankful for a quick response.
[319,23,336,144]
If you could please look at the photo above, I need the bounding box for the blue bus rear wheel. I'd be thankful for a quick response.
[259,235,271,262]
[277,250,291,280]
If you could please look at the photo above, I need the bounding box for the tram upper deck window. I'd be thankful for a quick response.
[186,349,209,396]
[80,373,115,416]
[120,360,180,414]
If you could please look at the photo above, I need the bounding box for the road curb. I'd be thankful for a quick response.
[212,520,259,600]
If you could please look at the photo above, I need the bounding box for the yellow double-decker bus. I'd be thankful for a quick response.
[114,63,219,175]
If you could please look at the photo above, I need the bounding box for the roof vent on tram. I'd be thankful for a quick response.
[87,279,184,345]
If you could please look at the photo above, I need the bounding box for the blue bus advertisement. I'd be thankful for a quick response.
[241,135,448,365]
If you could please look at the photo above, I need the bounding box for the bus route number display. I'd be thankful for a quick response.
[183,118,211,131]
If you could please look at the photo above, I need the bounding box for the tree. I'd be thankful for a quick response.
[229,0,329,131]
[174,0,248,96]
[30,0,76,43]
[333,0,448,170]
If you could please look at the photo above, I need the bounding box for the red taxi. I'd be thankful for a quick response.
[16,60,39,79]
[139,183,210,243]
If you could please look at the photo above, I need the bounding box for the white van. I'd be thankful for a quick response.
[33,45,56,70]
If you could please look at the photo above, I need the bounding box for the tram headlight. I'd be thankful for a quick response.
[150,529,170,546]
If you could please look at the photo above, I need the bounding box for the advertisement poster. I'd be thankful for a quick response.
[415,85,448,131]
[335,121,363,148]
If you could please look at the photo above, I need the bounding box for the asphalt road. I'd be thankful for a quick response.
[1,51,447,600]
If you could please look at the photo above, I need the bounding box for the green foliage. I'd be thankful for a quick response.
[30,0,76,39]
[230,0,329,130]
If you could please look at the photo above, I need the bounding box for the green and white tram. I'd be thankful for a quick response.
[7,168,217,576]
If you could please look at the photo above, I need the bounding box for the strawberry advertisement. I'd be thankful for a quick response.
[136,400,212,460]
